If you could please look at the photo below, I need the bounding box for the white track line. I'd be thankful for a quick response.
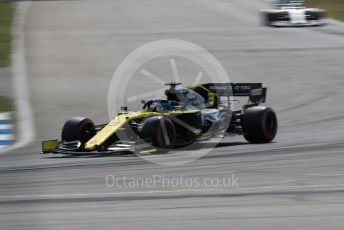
[0,1,34,154]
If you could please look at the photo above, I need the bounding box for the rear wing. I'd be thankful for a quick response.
[185,82,267,109]
[231,83,267,104]
[200,83,267,104]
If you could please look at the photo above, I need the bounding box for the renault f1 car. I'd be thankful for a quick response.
[41,82,278,155]
[261,0,326,27]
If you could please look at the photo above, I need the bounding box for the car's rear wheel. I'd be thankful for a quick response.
[61,117,95,144]
[141,116,176,149]
[242,107,277,143]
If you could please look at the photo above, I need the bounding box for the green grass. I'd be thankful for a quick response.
[307,0,344,21]
[0,96,14,112]
[0,2,14,67]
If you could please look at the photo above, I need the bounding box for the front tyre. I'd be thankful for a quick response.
[140,116,176,149]
[61,117,95,144]
[242,107,277,143]
[262,12,272,27]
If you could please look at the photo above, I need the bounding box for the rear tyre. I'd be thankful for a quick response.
[141,116,176,149]
[61,117,95,144]
[242,107,277,143]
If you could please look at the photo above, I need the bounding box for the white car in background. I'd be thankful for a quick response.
[261,0,326,27]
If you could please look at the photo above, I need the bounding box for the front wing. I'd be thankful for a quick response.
[41,139,157,156]
[270,20,326,27]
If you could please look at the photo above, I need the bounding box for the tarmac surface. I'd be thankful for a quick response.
[1,0,344,229]
[0,68,12,98]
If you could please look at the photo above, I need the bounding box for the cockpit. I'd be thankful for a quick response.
[165,82,205,110]
[141,100,174,112]
[141,82,206,112]
[170,88,205,110]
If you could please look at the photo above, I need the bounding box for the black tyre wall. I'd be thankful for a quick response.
[242,107,278,143]
[262,12,271,26]
[141,116,176,149]
[61,117,95,144]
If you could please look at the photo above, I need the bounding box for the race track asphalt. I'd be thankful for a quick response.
[1,0,344,229]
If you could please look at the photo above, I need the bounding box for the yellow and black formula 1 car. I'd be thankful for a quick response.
[41,82,277,155]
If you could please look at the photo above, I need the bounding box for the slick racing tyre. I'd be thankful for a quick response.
[141,116,176,149]
[242,106,277,143]
[262,12,272,27]
[61,117,95,144]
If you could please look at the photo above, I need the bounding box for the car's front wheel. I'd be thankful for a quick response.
[262,12,272,27]
[140,116,176,149]
[61,117,96,144]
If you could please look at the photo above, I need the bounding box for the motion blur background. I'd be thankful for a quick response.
[0,0,344,229]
